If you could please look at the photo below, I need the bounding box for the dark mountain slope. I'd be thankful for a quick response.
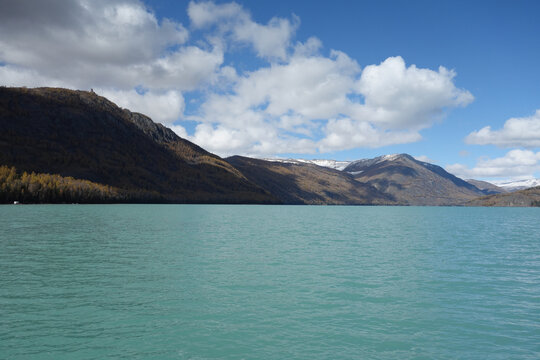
[0,87,277,203]
[226,156,394,205]
[127,112,244,177]
[467,186,540,207]
[344,154,484,205]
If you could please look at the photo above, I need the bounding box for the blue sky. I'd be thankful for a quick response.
[1,0,539,181]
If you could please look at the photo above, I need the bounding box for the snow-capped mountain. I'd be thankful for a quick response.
[263,154,419,172]
[344,154,406,174]
[492,178,540,192]
[262,158,351,170]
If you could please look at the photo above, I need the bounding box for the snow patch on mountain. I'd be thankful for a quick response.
[262,158,351,170]
[344,154,415,173]
[492,178,540,192]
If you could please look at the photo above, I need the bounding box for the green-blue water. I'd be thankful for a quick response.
[1,205,539,359]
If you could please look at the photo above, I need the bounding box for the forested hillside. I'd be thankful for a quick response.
[0,165,143,203]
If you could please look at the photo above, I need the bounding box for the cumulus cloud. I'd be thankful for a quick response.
[352,56,474,130]
[188,1,243,28]
[319,118,421,152]
[0,0,223,124]
[446,149,540,180]
[466,109,540,148]
[97,89,185,125]
[0,0,188,72]
[188,1,299,60]
[191,52,473,156]
[0,1,474,157]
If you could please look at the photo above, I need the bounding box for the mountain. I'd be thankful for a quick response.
[492,178,540,192]
[465,179,507,195]
[343,154,485,205]
[0,87,278,203]
[226,156,394,205]
[263,158,351,170]
[467,186,540,207]
[3,86,528,206]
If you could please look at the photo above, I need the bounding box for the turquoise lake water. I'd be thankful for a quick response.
[1,205,539,359]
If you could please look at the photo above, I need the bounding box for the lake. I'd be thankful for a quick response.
[1,205,539,359]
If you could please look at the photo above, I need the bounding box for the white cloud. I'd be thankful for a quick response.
[319,118,421,152]
[233,15,299,60]
[0,0,227,126]
[188,122,317,157]
[0,0,188,71]
[188,1,243,28]
[0,1,474,157]
[188,1,298,60]
[192,52,472,156]
[97,89,185,125]
[446,149,540,180]
[0,1,223,89]
[0,65,71,88]
[466,109,540,148]
[414,155,435,163]
[169,125,189,139]
[352,56,474,130]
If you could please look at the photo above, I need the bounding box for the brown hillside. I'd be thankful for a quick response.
[226,156,394,205]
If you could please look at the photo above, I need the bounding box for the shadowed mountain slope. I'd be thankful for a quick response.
[226,156,394,205]
[344,154,485,205]
[0,87,278,203]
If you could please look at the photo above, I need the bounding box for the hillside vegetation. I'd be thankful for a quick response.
[0,165,144,203]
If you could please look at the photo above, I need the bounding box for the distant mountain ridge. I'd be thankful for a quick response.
[262,158,351,171]
[246,154,492,205]
[492,178,540,192]
[227,156,393,205]
[468,186,540,207]
[465,179,507,195]
[342,153,485,205]
[2,86,538,206]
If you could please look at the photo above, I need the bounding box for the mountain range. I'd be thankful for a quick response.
[1,87,538,206]
[491,178,540,192]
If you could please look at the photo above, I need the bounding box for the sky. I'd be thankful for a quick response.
[1,0,539,182]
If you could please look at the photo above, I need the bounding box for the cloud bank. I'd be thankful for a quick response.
[466,110,540,148]
[0,0,473,156]
[190,52,473,156]
[447,109,540,181]
[447,149,540,180]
